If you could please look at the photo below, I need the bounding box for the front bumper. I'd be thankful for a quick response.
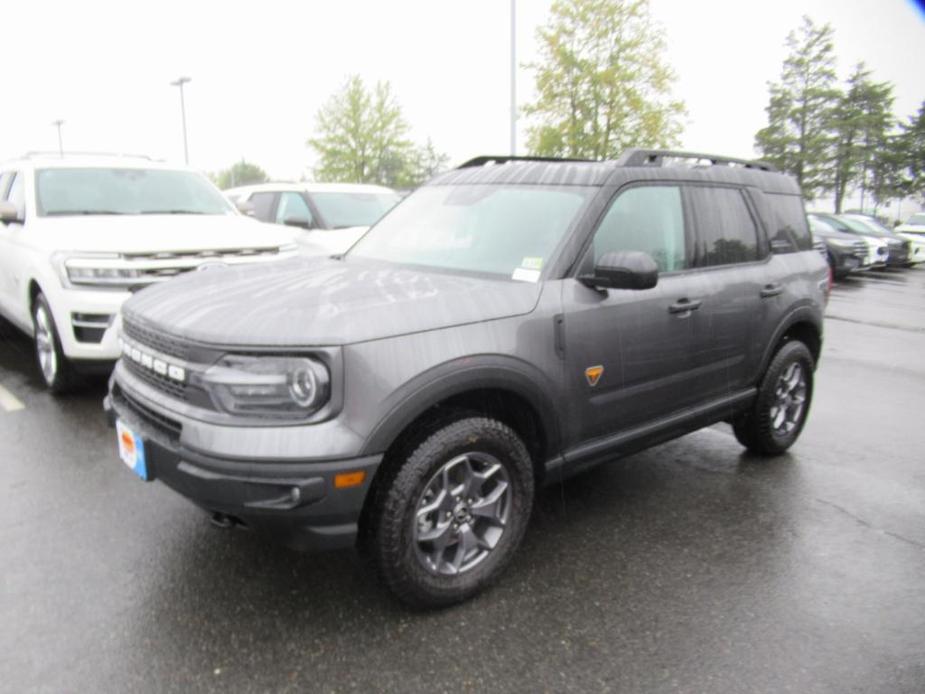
[105,384,382,552]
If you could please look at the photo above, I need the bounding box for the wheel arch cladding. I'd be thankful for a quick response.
[764,311,822,376]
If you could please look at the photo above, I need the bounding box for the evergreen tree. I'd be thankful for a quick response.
[755,16,840,200]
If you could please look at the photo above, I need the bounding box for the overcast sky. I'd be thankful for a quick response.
[1,0,922,181]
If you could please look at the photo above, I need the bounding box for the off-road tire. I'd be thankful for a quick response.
[370,417,534,609]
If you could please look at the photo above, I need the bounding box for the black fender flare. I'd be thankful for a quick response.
[756,304,823,379]
[359,354,564,458]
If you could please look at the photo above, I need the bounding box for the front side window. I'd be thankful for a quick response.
[349,184,594,278]
[691,187,760,266]
[275,192,314,227]
[310,191,401,229]
[591,185,687,272]
[35,168,233,216]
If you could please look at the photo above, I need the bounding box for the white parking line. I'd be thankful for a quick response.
[0,382,25,412]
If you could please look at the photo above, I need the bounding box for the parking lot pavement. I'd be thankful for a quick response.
[1,268,924,694]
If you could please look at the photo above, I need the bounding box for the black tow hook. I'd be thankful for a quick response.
[210,512,238,529]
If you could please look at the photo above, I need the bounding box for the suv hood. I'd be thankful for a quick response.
[122,256,543,346]
[33,214,299,254]
[813,227,860,243]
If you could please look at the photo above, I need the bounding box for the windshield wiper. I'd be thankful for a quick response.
[138,210,210,215]
[45,210,126,216]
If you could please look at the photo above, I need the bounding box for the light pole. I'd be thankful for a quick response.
[170,76,191,164]
[510,0,517,155]
[52,120,64,156]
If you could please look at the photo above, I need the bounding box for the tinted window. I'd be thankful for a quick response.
[767,194,812,251]
[248,192,276,222]
[275,192,314,226]
[691,187,759,266]
[591,185,686,272]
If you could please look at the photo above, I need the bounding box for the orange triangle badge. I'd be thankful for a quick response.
[585,365,604,387]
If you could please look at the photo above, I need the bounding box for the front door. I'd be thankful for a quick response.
[564,184,706,444]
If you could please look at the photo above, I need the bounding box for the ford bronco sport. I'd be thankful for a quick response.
[105,150,828,607]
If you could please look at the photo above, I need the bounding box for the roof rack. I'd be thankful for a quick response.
[18,151,155,161]
[458,155,594,169]
[616,148,777,172]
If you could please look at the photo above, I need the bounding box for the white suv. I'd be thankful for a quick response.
[0,154,300,392]
[225,182,401,254]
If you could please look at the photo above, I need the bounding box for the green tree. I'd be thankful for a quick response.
[213,160,269,190]
[309,75,416,186]
[831,64,894,212]
[755,16,840,200]
[895,101,925,203]
[524,0,684,159]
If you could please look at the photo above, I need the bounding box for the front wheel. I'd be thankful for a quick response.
[733,340,814,455]
[370,417,535,608]
[32,293,76,393]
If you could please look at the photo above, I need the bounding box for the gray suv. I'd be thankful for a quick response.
[105,150,828,607]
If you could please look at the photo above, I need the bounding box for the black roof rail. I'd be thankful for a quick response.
[458,155,595,169]
[616,148,777,172]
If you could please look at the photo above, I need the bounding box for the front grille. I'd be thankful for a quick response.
[124,357,186,400]
[113,385,182,442]
[852,241,867,258]
[122,316,191,361]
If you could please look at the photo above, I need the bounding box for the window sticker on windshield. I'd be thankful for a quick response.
[512,268,540,283]
[520,257,544,270]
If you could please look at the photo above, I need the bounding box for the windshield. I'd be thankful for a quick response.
[310,191,401,229]
[348,184,594,278]
[847,216,892,235]
[35,168,234,216]
[906,213,925,226]
[836,215,884,235]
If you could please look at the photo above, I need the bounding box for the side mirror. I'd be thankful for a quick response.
[234,199,256,217]
[0,201,19,224]
[283,215,312,230]
[581,250,658,290]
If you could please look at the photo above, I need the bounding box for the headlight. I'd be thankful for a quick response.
[202,355,330,419]
[67,266,143,285]
[52,252,142,288]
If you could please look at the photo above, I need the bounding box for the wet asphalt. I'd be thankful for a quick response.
[1,268,924,694]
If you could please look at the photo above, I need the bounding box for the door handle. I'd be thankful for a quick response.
[668,298,702,314]
[760,283,784,298]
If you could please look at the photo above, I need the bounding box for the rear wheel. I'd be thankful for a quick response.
[32,293,76,394]
[370,417,534,608]
[733,340,814,455]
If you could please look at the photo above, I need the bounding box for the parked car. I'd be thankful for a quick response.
[808,213,890,269]
[225,183,401,254]
[842,213,917,268]
[895,212,925,264]
[106,150,828,607]
[0,154,300,392]
[814,213,910,268]
[807,215,870,279]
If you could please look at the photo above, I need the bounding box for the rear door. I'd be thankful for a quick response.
[685,184,767,398]
[564,183,707,441]
[0,172,27,323]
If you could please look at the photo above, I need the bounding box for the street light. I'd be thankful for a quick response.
[51,120,64,156]
[170,76,191,164]
[510,0,517,155]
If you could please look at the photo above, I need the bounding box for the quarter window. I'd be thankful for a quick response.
[591,185,687,272]
[767,193,812,252]
[6,172,24,218]
[690,187,759,266]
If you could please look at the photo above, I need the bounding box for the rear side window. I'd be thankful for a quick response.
[767,193,812,252]
[247,192,276,222]
[690,186,759,267]
[591,185,687,272]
